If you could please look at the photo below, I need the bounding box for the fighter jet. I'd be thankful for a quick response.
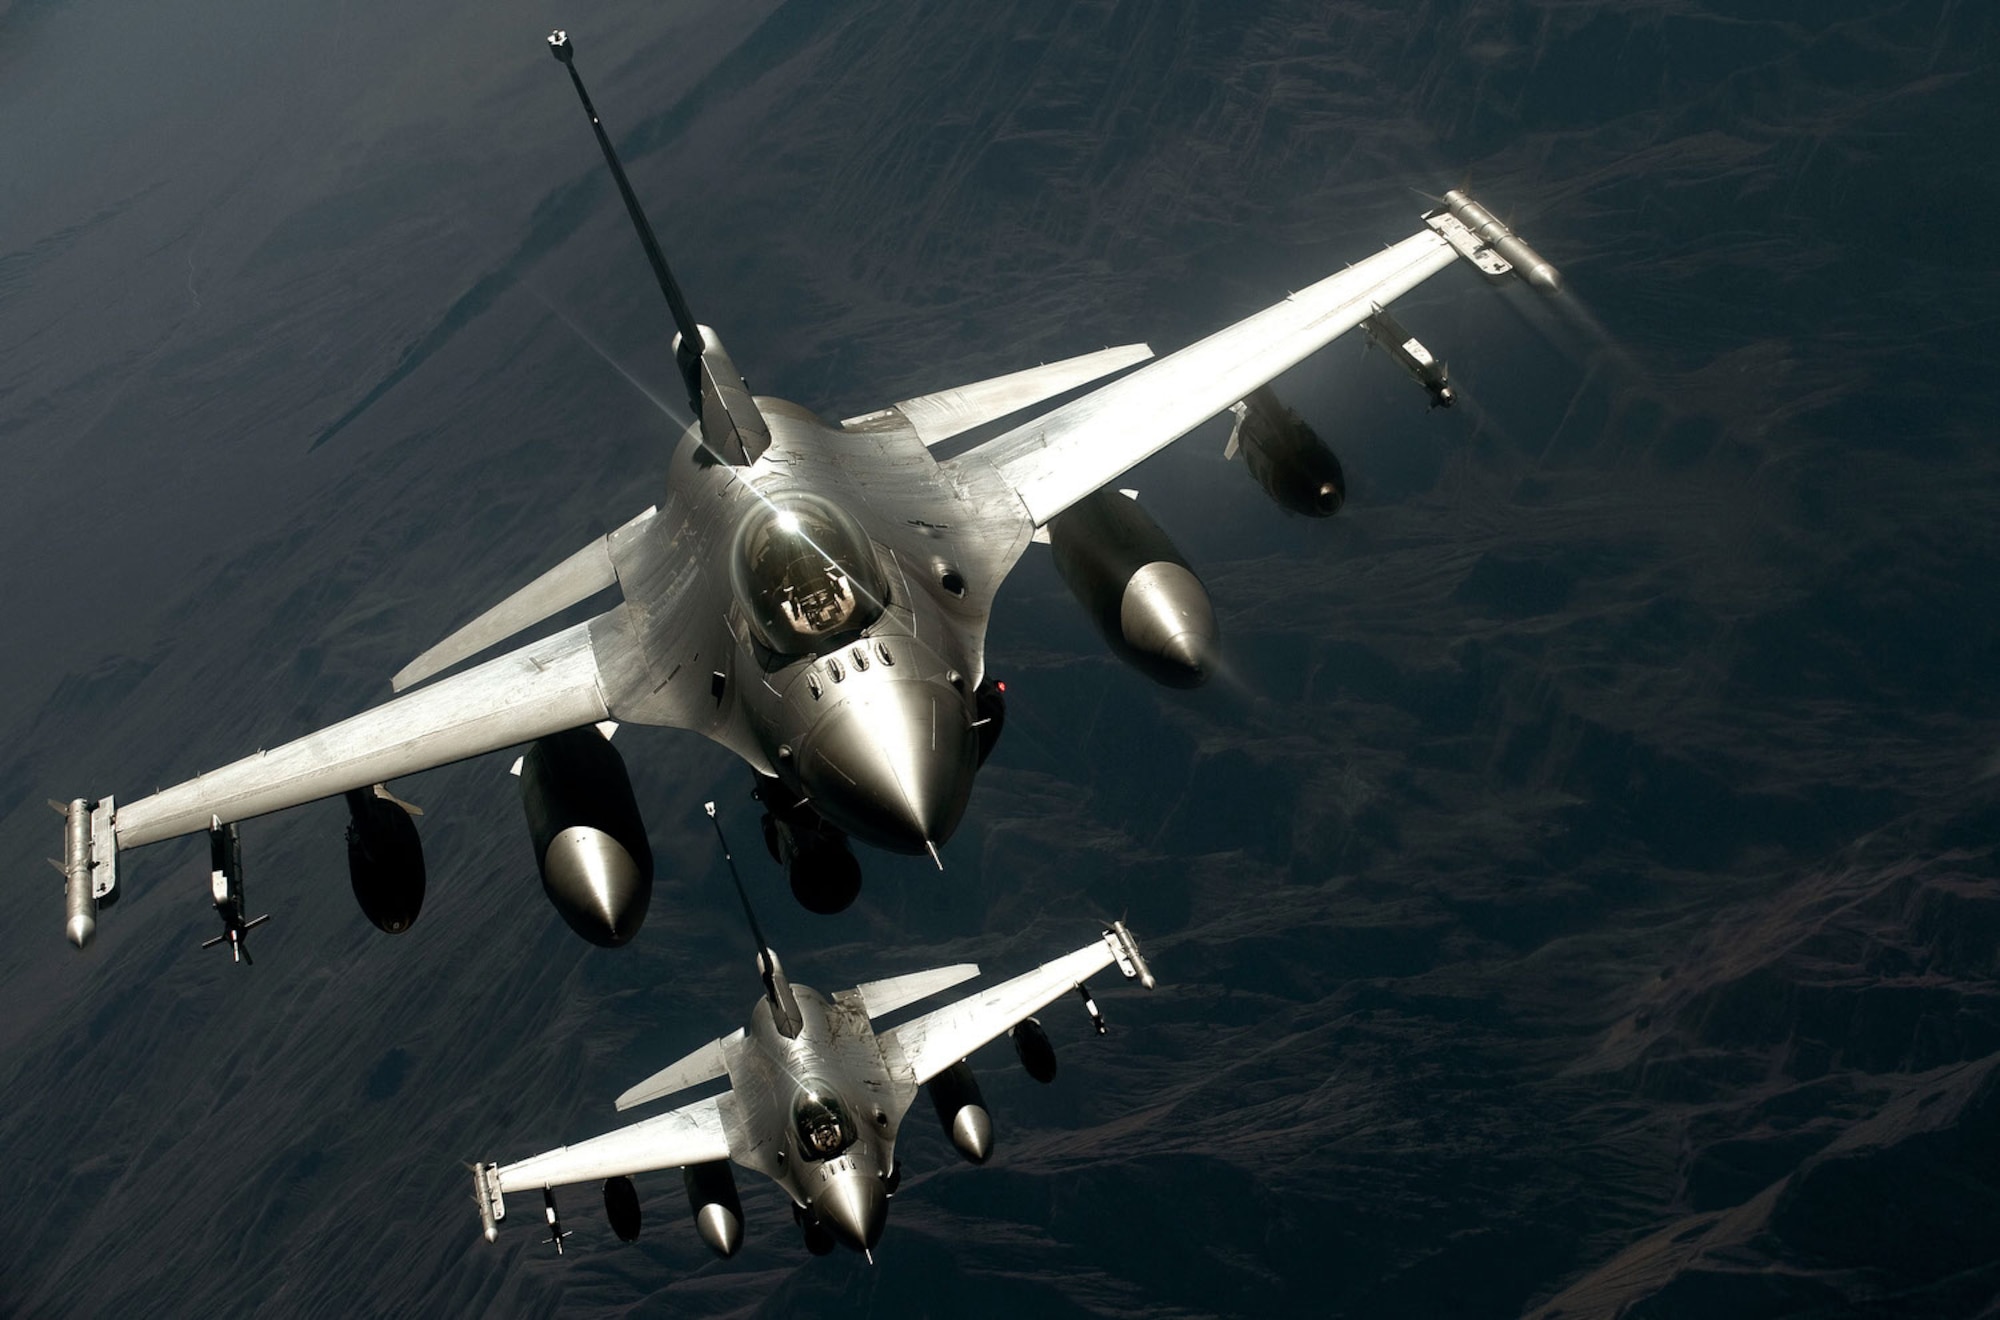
[55,30,1563,950]
[471,803,1156,1259]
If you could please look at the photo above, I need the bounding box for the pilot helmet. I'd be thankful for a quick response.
[730,493,888,654]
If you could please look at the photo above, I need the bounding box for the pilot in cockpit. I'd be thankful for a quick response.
[777,569,855,636]
[793,1086,853,1160]
[732,495,886,655]
[807,1112,844,1155]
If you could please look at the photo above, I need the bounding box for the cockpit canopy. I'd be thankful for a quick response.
[730,493,888,655]
[792,1083,855,1161]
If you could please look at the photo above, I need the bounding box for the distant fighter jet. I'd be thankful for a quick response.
[471,803,1156,1259]
[55,30,1561,952]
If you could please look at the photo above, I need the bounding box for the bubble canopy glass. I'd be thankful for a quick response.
[730,493,888,655]
[792,1083,855,1160]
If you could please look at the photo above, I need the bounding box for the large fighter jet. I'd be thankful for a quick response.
[471,803,1157,1260]
[54,31,1562,951]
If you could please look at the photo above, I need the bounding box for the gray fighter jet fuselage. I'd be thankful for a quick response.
[611,396,1021,859]
[55,27,1565,953]
[537,31,1009,868]
[710,963,902,1253]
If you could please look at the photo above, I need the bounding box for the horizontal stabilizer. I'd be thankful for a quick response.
[840,963,981,1020]
[844,344,1153,447]
[392,506,656,693]
[615,1031,739,1111]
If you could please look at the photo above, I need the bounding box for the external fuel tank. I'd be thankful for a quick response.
[518,724,652,947]
[1045,487,1218,689]
[1225,385,1347,518]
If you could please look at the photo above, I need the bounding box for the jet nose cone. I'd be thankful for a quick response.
[815,1172,888,1253]
[541,827,651,947]
[797,678,975,854]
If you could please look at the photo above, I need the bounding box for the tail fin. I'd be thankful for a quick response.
[201,914,269,964]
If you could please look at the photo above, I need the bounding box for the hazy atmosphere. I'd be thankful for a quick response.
[3,1,1996,1316]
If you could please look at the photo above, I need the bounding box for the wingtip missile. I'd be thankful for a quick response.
[1108,919,1156,991]
[1438,188,1562,294]
[61,796,112,951]
[471,1162,504,1242]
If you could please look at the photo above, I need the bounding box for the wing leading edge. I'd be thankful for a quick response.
[109,615,617,851]
[489,1092,732,1195]
[948,227,1458,526]
[392,505,657,693]
[883,924,1155,1086]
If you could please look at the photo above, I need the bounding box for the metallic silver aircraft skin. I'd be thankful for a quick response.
[52,29,1563,950]
[471,917,1157,1257]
